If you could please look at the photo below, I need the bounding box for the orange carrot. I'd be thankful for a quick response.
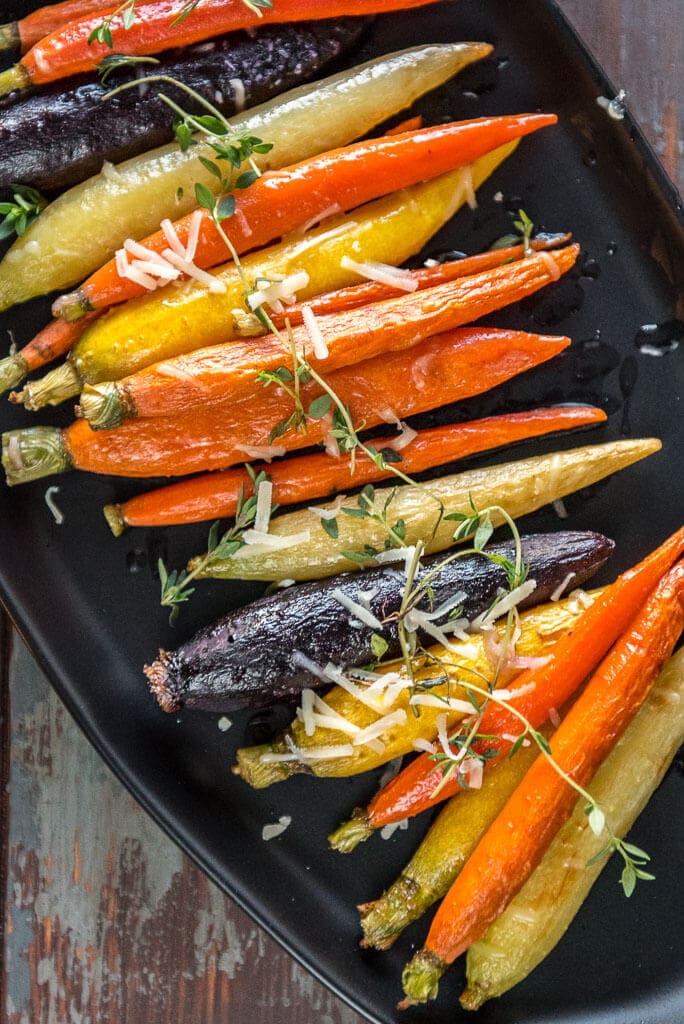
[53,115,558,321]
[270,236,571,328]
[0,0,442,95]
[77,246,579,430]
[0,313,100,395]
[3,327,569,483]
[356,526,684,833]
[103,406,605,533]
[401,559,684,1000]
[0,0,155,53]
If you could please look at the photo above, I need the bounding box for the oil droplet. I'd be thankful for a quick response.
[582,150,597,168]
[634,320,683,356]
[126,548,147,573]
[580,256,601,280]
[606,242,618,256]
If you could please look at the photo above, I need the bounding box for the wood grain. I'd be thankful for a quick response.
[1,4,681,1024]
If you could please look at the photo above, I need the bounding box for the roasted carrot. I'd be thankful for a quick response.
[344,526,684,837]
[2,327,570,483]
[1,313,100,395]
[401,560,684,1003]
[103,406,606,534]
[77,245,579,430]
[271,236,571,328]
[0,0,439,96]
[0,0,154,53]
[53,114,557,321]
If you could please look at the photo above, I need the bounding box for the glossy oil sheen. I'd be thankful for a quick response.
[0,2,682,1022]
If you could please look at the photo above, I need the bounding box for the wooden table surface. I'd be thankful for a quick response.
[1,4,681,1023]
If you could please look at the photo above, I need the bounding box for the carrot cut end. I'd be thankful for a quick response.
[400,948,447,1007]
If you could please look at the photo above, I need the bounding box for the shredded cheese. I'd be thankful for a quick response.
[306,494,348,520]
[253,479,273,535]
[261,815,291,841]
[340,255,419,291]
[550,571,576,602]
[301,305,328,359]
[331,588,383,631]
[233,443,287,462]
[246,271,310,311]
[239,528,311,552]
[44,486,64,525]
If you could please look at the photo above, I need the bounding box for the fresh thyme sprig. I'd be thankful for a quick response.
[90,0,273,48]
[88,0,136,47]
[0,184,48,241]
[159,468,273,623]
[490,207,535,254]
[97,52,160,84]
[424,664,654,897]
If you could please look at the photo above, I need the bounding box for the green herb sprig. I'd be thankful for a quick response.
[159,468,273,623]
[0,185,47,241]
[90,0,273,48]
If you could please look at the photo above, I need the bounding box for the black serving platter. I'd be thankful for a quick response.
[0,2,683,1022]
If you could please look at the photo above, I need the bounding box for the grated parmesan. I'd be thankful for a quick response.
[331,588,383,631]
[340,255,419,292]
[233,443,287,462]
[44,486,64,525]
[253,479,273,535]
[261,815,291,841]
[302,305,328,359]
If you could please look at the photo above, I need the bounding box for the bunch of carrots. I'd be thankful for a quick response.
[2,110,601,517]
[1,10,681,1014]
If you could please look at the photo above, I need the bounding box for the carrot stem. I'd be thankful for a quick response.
[53,114,557,320]
[103,406,606,534]
[361,526,684,831]
[402,559,684,1000]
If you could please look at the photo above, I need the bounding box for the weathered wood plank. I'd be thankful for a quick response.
[1,623,363,1024]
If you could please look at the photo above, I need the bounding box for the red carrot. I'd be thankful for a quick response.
[0,0,440,95]
[355,526,684,831]
[52,115,557,321]
[102,406,606,534]
[401,559,684,1002]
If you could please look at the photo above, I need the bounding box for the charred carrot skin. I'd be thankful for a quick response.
[104,406,606,534]
[79,246,579,430]
[0,313,100,395]
[3,327,569,483]
[360,526,684,831]
[0,0,440,94]
[54,114,558,320]
[403,559,684,994]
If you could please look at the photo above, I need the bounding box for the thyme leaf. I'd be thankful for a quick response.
[0,184,47,241]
